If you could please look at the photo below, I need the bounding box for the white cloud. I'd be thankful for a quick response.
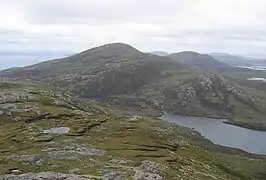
[0,0,266,69]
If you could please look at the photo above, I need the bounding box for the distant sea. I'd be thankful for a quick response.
[237,65,266,71]
[0,52,72,70]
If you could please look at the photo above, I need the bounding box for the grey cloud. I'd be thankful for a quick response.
[19,0,187,25]
[0,0,266,69]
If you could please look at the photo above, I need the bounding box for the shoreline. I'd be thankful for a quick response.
[160,111,266,132]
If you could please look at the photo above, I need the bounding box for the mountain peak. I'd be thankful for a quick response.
[99,42,137,49]
[177,51,201,55]
[80,42,141,56]
[168,51,211,61]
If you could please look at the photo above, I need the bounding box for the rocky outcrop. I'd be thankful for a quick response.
[1,161,169,180]
[155,73,266,120]
[0,172,101,180]
[0,92,36,104]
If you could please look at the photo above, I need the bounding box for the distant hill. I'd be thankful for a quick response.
[168,51,232,72]
[168,52,266,81]
[150,51,169,56]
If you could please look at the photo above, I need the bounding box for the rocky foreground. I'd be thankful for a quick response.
[0,80,266,180]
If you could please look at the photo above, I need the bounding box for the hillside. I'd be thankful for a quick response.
[169,52,266,77]
[169,51,266,92]
[1,43,266,130]
[0,79,266,180]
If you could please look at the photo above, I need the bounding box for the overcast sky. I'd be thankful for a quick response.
[0,0,266,69]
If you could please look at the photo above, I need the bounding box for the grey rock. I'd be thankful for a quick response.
[0,91,36,104]
[0,172,101,180]
[68,168,80,174]
[8,154,44,166]
[133,161,168,180]
[133,170,163,180]
[109,158,131,165]
[139,161,168,175]
[102,171,123,180]
[47,146,104,159]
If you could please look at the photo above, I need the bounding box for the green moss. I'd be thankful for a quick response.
[0,85,265,179]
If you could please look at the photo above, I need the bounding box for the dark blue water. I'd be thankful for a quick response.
[161,114,266,155]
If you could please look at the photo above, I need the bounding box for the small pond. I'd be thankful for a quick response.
[43,127,70,134]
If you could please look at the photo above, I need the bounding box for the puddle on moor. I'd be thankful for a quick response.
[43,127,70,134]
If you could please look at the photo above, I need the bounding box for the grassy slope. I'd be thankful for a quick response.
[0,83,265,179]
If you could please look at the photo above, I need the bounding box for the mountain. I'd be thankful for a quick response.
[150,51,169,56]
[1,43,266,131]
[169,52,266,88]
[0,43,180,97]
[0,79,266,180]
[168,51,233,72]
